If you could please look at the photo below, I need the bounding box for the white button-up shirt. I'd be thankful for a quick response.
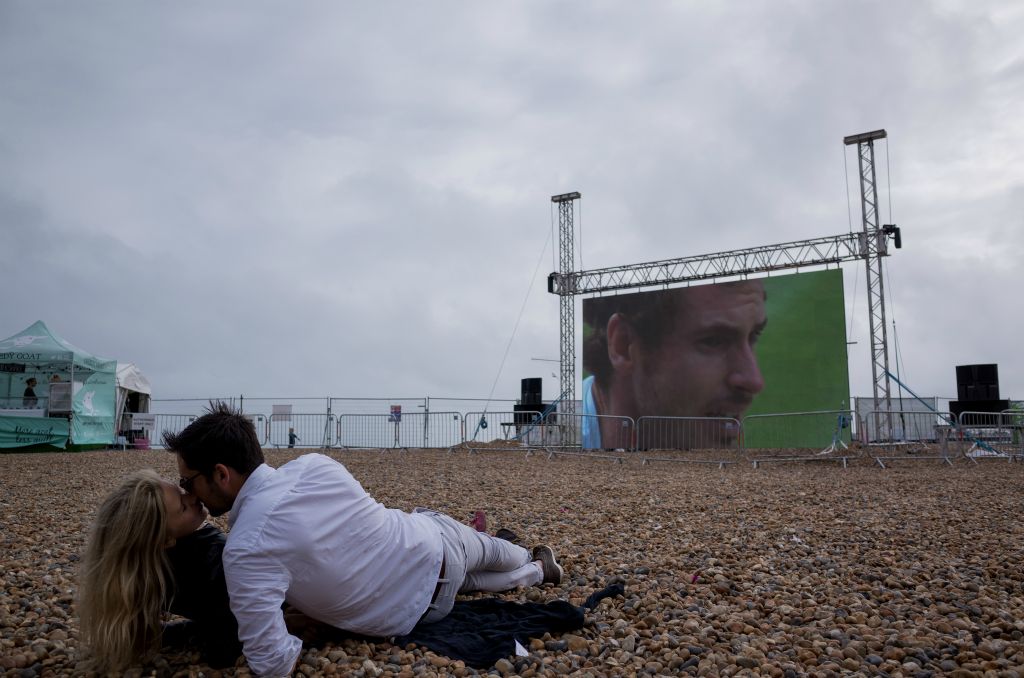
[224,453,443,677]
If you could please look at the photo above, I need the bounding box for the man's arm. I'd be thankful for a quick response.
[224,549,302,677]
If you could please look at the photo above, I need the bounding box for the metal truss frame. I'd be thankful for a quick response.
[548,130,901,444]
[845,130,894,440]
[547,230,888,295]
[552,192,580,444]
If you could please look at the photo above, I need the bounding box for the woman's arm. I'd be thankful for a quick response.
[164,525,242,666]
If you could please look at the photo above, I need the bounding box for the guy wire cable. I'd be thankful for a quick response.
[476,226,553,438]
[577,199,584,272]
[844,144,860,348]
[550,202,557,272]
[884,256,906,406]
[843,143,854,234]
[885,137,894,225]
[847,265,860,348]
[882,139,904,404]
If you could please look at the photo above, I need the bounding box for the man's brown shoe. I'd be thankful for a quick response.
[532,545,563,585]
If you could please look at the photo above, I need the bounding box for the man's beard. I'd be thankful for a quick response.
[203,487,234,517]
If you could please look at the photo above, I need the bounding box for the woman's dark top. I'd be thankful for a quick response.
[163,524,241,667]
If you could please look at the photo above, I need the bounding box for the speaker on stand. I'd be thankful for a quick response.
[950,364,1007,424]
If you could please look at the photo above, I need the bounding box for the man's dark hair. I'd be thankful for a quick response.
[583,289,681,388]
[162,401,264,476]
[583,281,767,388]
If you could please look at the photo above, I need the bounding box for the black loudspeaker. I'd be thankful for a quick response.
[955,364,999,402]
[521,377,543,405]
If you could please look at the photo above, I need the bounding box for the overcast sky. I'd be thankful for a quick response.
[2,1,1021,408]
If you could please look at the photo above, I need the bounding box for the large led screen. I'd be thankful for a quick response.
[581,269,850,449]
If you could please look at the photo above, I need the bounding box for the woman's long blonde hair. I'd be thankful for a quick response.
[78,469,172,673]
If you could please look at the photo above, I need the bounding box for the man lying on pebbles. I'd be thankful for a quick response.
[162,402,565,677]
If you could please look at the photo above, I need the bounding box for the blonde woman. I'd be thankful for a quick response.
[78,469,241,673]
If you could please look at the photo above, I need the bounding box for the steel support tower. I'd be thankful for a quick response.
[551,192,581,443]
[548,131,901,445]
[844,130,894,440]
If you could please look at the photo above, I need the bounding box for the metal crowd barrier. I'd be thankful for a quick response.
[149,413,266,448]
[428,411,465,448]
[140,403,1022,465]
[635,416,741,452]
[463,411,545,444]
[1006,409,1024,460]
[742,410,855,452]
[151,414,199,447]
[863,410,955,467]
[567,412,632,451]
[269,412,333,448]
[957,410,1023,459]
[336,412,464,449]
[863,409,946,444]
[539,411,626,462]
[248,414,269,445]
[742,410,857,467]
[633,416,742,468]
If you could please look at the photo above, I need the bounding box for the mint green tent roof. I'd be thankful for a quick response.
[0,320,117,373]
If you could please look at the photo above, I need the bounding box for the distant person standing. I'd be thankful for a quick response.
[288,428,300,448]
[23,378,38,408]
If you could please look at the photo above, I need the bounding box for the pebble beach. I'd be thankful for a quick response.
[2,446,1023,677]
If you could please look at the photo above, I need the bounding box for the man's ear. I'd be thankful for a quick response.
[606,313,636,373]
[212,463,234,491]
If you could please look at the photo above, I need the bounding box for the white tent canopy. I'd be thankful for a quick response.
[117,362,151,396]
[114,361,153,445]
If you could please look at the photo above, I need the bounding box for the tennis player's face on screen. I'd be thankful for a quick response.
[631,281,766,427]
